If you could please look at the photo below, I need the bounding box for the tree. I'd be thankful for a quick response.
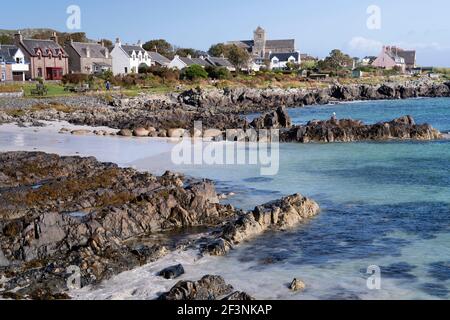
[205,66,230,80]
[100,39,113,48]
[300,60,317,70]
[0,34,13,44]
[286,62,300,71]
[318,49,353,74]
[143,39,173,57]
[31,31,89,46]
[226,45,250,71]
[208,43,227,57]
[182,64,208,80]
[175,48,199,58]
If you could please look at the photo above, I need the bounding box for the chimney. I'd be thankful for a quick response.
[137,40,142,48]
[14,31,23,45]
[86,47,91,58]
[50,32,58,43]
[104,47,109,59]
[115,38,121,47]
[187,54,192,59]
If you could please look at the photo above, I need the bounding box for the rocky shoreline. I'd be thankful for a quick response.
[0,81,449,138]
[0,152,319,300]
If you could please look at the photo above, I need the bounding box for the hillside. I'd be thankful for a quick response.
[0,28,98,46]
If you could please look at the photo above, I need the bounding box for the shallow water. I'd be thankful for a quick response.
[1,97,450,300]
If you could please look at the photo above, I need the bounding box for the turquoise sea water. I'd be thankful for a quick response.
[1,97,449,299]
[166,97,450,299]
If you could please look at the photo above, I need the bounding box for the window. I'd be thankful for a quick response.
[37,68,43,78]
[16,57,21,63]
[1,71,5,81]
[124,67,128,73]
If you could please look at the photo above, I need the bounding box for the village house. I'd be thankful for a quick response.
[148,51,171,67]
[0,44,29,82]
[169,54,234,71]
[169,55,212,69]
[228,26,297,70]
[372,46,417,73]
[110,39,151,75]
[14,31,68,80]
[269,52,300,70]
[64,39,112,74]
[205,56,235,71]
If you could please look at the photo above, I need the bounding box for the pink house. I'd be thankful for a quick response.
[372,46,417,73]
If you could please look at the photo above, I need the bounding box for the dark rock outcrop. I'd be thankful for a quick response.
[281,115,442,143]
[0,152,319,300]
[158,275,254,300]
[205,194,320,256]
[158,264,185,280]
[0,152,237,299]
[250,106,292,129]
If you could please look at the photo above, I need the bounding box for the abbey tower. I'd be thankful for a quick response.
[252,26,267,58]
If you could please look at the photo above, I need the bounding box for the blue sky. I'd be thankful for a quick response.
[2,0,450,66]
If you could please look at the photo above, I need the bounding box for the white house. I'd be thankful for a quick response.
[0,44,29,81]
[169,54,235,71]
[269,52,300,70]
[110,38,151,75]
[169,55,198,70]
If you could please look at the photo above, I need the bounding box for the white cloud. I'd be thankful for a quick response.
[348,36,450,55]
[348,36,382,54]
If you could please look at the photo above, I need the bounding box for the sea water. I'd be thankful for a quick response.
[1,98,449,300]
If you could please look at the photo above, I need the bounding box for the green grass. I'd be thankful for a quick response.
[22,83,75,98]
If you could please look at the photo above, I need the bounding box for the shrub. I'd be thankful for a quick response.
[62,73,89,85]
[206,66,230,80]
[144,66,180,81]
[182,64,208,81]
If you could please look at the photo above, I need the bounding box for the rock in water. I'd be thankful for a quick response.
[117,129,133,137]
[71,129,91,135]
[158,264,185,279]
[281,115,442,143]
[222,291,255,300]
[133,127,150,137]
[158,275,234,300]
[250,106,292,129]
[289,278,306,292]
[205,194,320,256]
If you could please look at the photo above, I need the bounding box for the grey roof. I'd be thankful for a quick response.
[69,42,110,59]
[227,39,295,52]
[192,58,213,67]
[179,56,195,66]
[0,45,20,63]
[266,39,295,50]
[269,52,299,62]
[21,39,66,57]
[121,45,147,57]
[148,51,171,65]
[228,40,254,50]
[206,56,234,68]
[396,50,416,66]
